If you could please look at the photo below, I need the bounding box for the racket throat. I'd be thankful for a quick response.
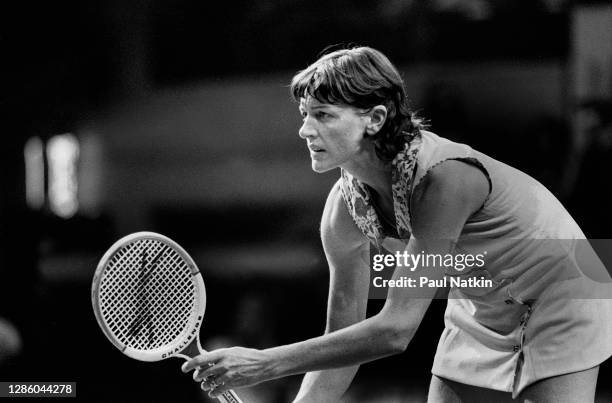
[177,331,205,360]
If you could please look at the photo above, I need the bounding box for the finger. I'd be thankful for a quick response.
[181,351,222,372]
[193,367,208,381]
[200,375,224,392]
[195,365,227,381]
[182,355,213,373]
[213,373,232,386]
[189,362,215,381]
[192,364,217,381]
[207,373,236,398]
[200,374,220,390]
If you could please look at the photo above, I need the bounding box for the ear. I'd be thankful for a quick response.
[365,105,388,136]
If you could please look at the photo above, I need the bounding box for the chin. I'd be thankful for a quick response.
[311,161,335,173]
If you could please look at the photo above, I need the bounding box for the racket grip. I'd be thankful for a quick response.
[217,390,243,403]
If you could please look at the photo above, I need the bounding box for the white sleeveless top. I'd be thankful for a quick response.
[339,130,612,396]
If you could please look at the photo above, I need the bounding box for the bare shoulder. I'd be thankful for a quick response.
[321,180,368,253]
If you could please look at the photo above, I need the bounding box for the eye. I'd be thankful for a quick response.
[300,110,307,120]
[315,111,330,120]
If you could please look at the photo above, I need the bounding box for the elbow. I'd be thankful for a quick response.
[379,321,412,355]
[386,328,411,355]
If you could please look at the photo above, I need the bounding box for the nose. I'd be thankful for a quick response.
[298,118,316,139]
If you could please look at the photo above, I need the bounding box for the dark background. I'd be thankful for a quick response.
[1,0,611,402]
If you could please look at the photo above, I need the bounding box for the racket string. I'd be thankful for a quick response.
[99,239,197,350]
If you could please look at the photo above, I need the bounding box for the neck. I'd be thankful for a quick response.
[341,144,392,198]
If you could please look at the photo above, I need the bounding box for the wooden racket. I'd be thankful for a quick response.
[91,231,243,403]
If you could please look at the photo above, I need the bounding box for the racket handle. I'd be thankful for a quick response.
[217,390,243,403]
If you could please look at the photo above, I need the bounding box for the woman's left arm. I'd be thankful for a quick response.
[183,160,490,397]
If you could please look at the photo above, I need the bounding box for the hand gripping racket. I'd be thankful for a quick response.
[91,232,243,403]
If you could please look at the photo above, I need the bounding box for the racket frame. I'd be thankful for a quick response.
[91,231,207,362]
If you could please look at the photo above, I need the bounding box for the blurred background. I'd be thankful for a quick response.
[0,0,611,401]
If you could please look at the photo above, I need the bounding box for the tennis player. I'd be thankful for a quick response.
[183,46,612,402]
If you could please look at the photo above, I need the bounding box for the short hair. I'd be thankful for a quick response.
[290,46,423,161]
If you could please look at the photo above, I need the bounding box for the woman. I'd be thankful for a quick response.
[183,46,612,402]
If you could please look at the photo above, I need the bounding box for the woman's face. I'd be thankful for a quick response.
[298,96,370,173]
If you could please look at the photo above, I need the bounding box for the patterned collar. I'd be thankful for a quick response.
[339,132,422,247]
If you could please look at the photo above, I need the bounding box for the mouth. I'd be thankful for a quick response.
[308,144,325,153]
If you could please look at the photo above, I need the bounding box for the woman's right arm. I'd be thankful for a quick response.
[293,182,371,403]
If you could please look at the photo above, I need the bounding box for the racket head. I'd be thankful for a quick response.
[92,231,206,362]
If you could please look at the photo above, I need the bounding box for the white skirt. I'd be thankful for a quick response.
[432,277,612,398]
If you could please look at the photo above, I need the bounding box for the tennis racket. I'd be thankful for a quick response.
[91,231,243,403]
